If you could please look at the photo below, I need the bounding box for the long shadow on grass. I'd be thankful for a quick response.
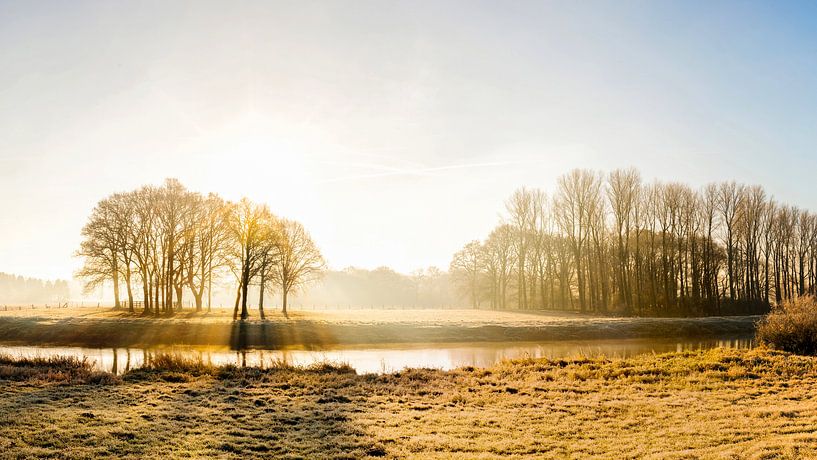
[228,318,340,351]
[130,367,387,458]
[0,382,146,457]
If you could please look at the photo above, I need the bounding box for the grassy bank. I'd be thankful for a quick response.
[0,308,759,348]
[1,348,815,458]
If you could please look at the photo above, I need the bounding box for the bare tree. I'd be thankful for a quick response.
[554,169,602,312]
[77,179,330,321]
[226,198,277,320]
[450,241,484,307]
[270,219,325,316]
[607,168,640,313]
[484,224,515,309]
[718,181,744,301]
[183,193,230,311]
[76,197,126,308]
[506,188,535,309]
[450,167,812,317]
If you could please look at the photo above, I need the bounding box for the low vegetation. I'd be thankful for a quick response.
[1,348,816,458]
[0,355,117,384]
[757,295,817,355]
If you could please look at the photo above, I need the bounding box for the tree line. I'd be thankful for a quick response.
[0,273,70,304]
[296,266,458,309]
[76,179,325,319]
[450,168,817,316]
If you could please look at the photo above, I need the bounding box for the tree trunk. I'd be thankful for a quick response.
[240,274,250,319]
[207,259,213,312]
[258,273,266,320]
[125,267,134,313]
[112,261,121,309]
[233,282,242,320]
[142,272,150,314]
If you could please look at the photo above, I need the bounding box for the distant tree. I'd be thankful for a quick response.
[76,179,327,320]
[124,185,159,313]
[270,219,325,316]
[76,196,128,308]
[483,224,515,309]
[718,181,744,301]
[607,168,640,313]
[226,198,277,320]
[449,167,816,317]
[506,188,535,309]
[256,218,282,319]
[450,241,484,307]
[554,169,602,312]
[0,273,70,303]
[182,193,230,311]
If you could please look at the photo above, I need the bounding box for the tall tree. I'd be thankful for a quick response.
[718,182,744,301]
[450,241,484,307]
[76,196,127,308]
[607,168,640,313]
[270,219,325,315]
[554,169,602,312]
[506,188,535,309]
[226,198,277,320]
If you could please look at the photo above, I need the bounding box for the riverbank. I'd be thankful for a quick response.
[0,308,760,348]
[0,348,814,458]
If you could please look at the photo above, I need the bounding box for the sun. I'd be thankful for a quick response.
[192,111,312,201]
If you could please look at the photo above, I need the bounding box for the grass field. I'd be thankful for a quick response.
[0,348,815,458]
[0,307,759,348]
[0,306,598,324]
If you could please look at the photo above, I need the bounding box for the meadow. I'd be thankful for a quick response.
[0,307,758,348]
[0,348,814,459]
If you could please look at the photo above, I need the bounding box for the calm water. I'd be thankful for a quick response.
[0,336,755,375]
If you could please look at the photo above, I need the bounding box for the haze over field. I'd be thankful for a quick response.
[8,3,817,459]
[3,1,817,280]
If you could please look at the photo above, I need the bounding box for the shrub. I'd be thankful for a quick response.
[125,353,217,381]
[125,353,356,381]
[0,355,119,384]
[143,353,215,374]
[756,296,817,355]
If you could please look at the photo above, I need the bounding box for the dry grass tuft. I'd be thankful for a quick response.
[124,353,356,382]
[757,295,817,355]
[0,355,119,384]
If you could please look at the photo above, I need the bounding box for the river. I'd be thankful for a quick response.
[0,335,755,375]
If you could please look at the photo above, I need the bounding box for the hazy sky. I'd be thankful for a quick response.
[3,0,817,280]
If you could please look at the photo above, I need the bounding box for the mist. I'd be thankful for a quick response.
[3,1,817,457]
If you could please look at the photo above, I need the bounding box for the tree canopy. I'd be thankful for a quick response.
[75,179,324,318]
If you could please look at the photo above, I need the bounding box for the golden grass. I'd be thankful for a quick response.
[0,307,758,348]
[1,348,816,458]
[0,355,118,385]
[0,306,595,324]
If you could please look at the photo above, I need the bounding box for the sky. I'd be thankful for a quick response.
[2,0,817,280]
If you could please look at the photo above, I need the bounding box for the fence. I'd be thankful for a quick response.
[0,302,468,313]
[1,302,71,312]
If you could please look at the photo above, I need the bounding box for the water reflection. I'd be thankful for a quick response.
[0,336,755,375]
